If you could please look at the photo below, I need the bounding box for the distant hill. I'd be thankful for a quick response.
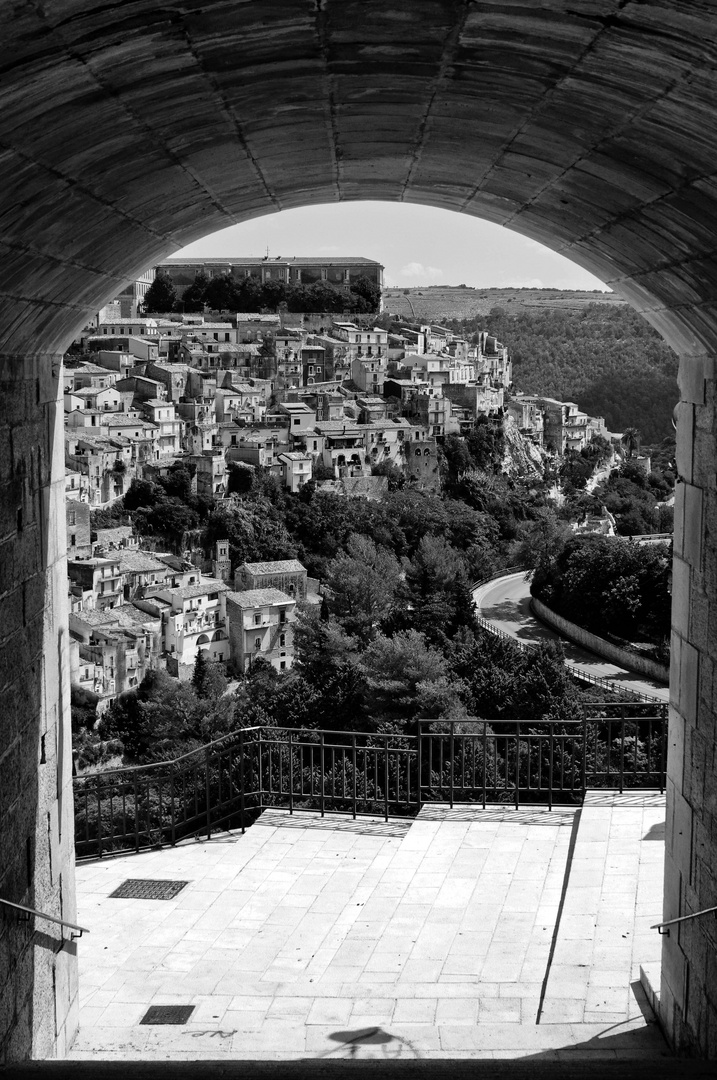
[383,288,678,443]
[382,286,625,322]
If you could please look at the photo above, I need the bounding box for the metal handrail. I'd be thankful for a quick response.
[0,897,89,939]
[474,613,665,705]
[651,905,717,936]
[75,724,264,779]
[471,565,523,591]
[74,709,667,860]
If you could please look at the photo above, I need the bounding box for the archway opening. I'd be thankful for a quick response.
[2,0,717,1061]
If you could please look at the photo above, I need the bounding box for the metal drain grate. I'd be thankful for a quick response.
[140,1005,195,1025]
[109,879,189,900]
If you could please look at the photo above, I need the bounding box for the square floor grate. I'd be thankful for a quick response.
[140,1005,195,1025]
[109,879,189,900]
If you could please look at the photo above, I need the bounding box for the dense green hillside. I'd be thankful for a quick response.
[460,304,678,443]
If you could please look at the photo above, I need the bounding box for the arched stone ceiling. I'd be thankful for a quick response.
[2,0,717,355]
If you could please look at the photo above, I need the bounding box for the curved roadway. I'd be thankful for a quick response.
[473,572,669,704]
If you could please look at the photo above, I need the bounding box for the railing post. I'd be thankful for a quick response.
[383,738,389,823]
[289,730,294,816]
[169,761,176,846]
[581,708,588,796]
[133,774,139,853]
[515,721,520,810]
[619,703,626,795]
[449,723,455,810]
[205,746,212,840]
[548,723,554,812]
[320,731,325,818]
[352,734,357,819]
[416,723,423,814]
[260,730,265,807]
[482,722,487,810]
[239,728,245,833]
[96,782,104,859]
[660,705,667,794]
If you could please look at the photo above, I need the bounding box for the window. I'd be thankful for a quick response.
[279,633,286,647]
[280,661,286,670]
[254,613,261,626]
[279,610,286,624]
[70,533,76,547]
[254,637,261,650]
[293,418,300,426]
[68,511,76,526]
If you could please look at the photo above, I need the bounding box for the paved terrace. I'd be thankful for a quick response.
[69,793,668,1062]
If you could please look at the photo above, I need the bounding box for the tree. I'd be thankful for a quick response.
[204,273,241,312]
[508,508,572,583]
[98,670,201,761]
[370,459,404,490]
[325,535,402,641]
[132,498,200,541]
[192,649,227,700]
[123,478,160,511]
[158,464,194,502]
[441,435,473,483]
[359,629,453,731]
[621,427,641,458]
[293,611,363,729]
[465,418,505,472]
[349,276,381,312]
[227,461,256,495]
[398,535,476,646]
[181,272,210,313]
[538,534,672,642]
[260,280,287,311]
[143,272,177,313]
[202,499,297,567]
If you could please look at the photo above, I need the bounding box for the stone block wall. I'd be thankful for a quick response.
[0,357,78,1062]
[530,596,669,684]
[662,355,717,1055]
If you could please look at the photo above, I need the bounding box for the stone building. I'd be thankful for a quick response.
[235,559,308,602]
[65,500,91,559]
[225,588,297,673]
[135,578,230,677]
[403,435,441,492]
[156,255,384,293]
[67,557,122,613]
[69,604,162,702]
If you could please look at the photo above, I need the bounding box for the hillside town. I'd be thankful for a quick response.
[64,259,631,715]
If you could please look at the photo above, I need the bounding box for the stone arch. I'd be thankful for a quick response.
[2,1,717,1061]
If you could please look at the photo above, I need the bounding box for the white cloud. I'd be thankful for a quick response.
[399,262,443,279]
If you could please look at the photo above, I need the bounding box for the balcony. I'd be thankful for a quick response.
[69,720,667,1062]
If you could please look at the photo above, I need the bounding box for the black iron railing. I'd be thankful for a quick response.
[73,703,667,861]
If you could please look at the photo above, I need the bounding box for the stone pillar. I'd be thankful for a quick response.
[0,355,78,1062]
[662,354,717,1055]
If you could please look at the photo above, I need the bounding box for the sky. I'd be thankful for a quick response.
[174,201,610,292]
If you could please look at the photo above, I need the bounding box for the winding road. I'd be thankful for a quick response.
[473,571,670,704]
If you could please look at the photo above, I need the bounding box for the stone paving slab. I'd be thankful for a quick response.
[69,799,669,1061]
